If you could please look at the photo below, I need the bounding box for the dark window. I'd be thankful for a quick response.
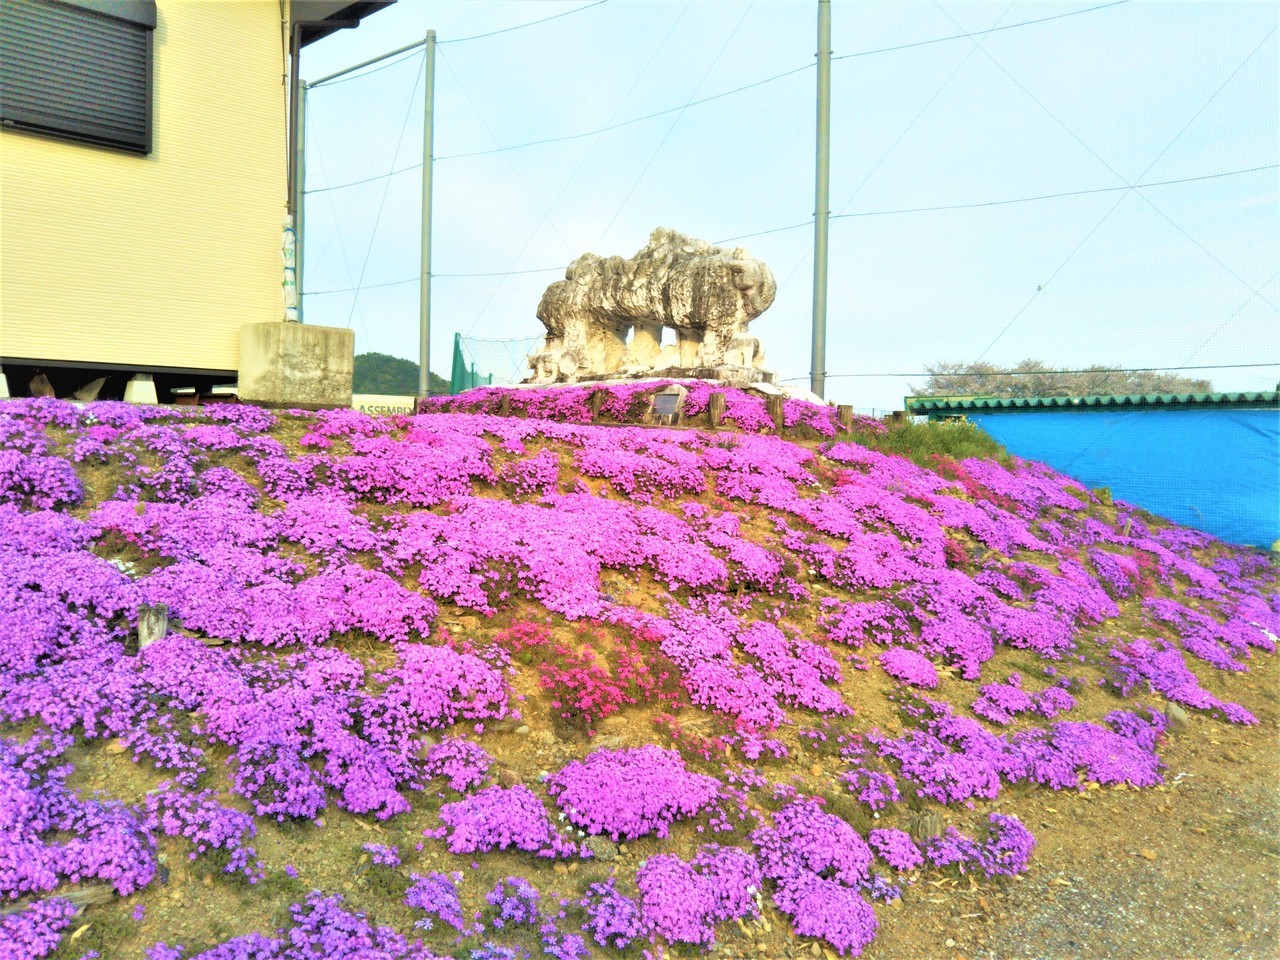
[0,0,156,154]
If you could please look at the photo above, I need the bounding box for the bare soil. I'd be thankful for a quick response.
[865,650,1280,960]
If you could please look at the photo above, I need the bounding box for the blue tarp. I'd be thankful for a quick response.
[969,408,1280,549]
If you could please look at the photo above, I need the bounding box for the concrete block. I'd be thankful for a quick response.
[0,372,9,399]
[124,374,158,405]
[239,322,353,409]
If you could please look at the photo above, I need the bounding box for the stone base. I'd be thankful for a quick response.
[634,365,776,386]
[238,322,353,409]
[530,365,777,388]
[123,374,158,405]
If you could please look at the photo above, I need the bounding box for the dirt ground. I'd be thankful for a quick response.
[862,647,1280,960]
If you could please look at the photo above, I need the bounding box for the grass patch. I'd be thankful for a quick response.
[49,907,134,959]
[856,419,1011,468]
[251,868,309,904]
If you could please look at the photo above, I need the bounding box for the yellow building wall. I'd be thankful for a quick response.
[0,0,287,373]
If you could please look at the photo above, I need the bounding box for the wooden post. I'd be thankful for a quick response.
[708,392,726,430]
[137,603,169,651]
[498,394,511,417]
[766,395,785,433]
[836,404,853,432]
[589,389,604,423]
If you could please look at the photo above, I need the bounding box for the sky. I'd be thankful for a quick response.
[298,0,1278,411]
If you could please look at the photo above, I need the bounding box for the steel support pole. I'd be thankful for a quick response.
[295,80,308,323]
[810,0,832,400]
[288,20,356,211]
[310,38,426,88]
[418,31,436,398]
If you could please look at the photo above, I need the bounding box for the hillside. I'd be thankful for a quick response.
[353,352,448,397]
[0,386,1276,960]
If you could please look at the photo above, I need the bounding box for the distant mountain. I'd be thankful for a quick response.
[353,352,449,396]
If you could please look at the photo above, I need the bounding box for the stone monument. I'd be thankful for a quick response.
[527,227,778,385]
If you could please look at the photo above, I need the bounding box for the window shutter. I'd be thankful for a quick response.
[0,0,154,154]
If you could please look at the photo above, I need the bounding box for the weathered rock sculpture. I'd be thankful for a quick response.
[528,228,777,383]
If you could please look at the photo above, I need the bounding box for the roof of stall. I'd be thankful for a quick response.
[905,390,1280,418]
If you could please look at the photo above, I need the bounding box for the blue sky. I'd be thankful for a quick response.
[299,1,1278,410]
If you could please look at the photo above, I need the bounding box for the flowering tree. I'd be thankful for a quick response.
[914,359,1212,398]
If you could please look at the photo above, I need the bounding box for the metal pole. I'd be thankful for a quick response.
[309,37,427,88]
[288,20,356,211]
[296,80,308,323]
[419,31,436,398]
[288,27,300,218]
[810,0,831,400]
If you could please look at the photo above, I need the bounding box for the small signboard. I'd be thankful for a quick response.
[352,394,417,416]
[653,393,680,417]
[649,387,686,426]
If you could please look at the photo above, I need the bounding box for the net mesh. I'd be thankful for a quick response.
[451,333,544,394]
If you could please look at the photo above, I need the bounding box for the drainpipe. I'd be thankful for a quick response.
[286,19,358,321]
[288,19,358,217]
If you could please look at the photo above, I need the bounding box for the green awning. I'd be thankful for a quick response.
[905,391,1280,417]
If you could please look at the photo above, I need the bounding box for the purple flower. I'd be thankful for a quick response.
[146,890,450,958]
[580,878,646,949]
[438,785,579,858]
[775,872,878,956]
[420,738,492,792]
[143,783,262,881]
[925,813,1035,878]
[634,846,761,945]
[362,843,401,867]
[0,898,77,959]
[867,829,923,871]
[405,871,468,932]
[547,745,719,842]
[754,796,873,888]
[879,648,939,688]
[485,876,540,927]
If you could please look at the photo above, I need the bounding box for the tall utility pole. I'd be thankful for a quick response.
[811,0,832,400]
[419,30,437,398]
